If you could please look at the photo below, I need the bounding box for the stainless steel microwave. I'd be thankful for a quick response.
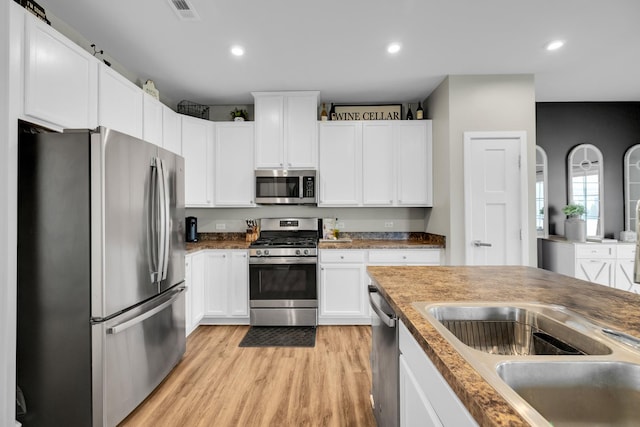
[255,169,317,205]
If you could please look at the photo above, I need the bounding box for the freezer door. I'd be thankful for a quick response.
[93,128,163,318]
[158,147,185,293]
[92,285,186,427]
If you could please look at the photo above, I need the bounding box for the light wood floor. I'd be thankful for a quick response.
[119,325,377,427]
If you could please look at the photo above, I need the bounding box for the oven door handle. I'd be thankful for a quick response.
[249,257,317,265]
[368,289,396,328]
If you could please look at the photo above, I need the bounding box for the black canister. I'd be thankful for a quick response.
[186,216,198,242]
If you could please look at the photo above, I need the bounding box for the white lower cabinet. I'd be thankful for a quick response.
[399,321,477,427]
[202,250,249,324]
[319,250,369,325]
[614,245,639,293]
[185,252,205,336]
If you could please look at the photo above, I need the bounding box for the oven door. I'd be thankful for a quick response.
[249,257,317,307]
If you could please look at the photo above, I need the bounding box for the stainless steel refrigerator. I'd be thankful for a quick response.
[17,126,186,427]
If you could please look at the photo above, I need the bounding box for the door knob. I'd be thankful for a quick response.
[472,240,492,247]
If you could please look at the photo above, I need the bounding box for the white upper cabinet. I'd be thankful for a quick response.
[142,93,163,146]
[253,91,319,169]
[182,115,214,207]
[23,14,98,129]
[362,122,394,205]
[318,121,362,206]
[396,121,432,206]
[162,105,182,155]
[98,64,143,138]
[214,122,255,207]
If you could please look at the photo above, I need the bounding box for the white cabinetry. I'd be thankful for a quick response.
[541,239,635,289]
[369,249,442,266]
[253,91,319,169]
[142,93,163,146]
[162,105,181,154]
[185,252,205,336]
[399,321,477,427]
[202,250,250,324]
[319,120,432,207]
[214,122,255,207]
[181,115,214,207]
[319,250,369,325]
[318,121,362,205]
[23,14,98,129]
[98,64,143,138]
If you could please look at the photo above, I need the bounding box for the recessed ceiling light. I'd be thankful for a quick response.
[545,40,565,51]
[231,46,245,56]
[387,43,401,54]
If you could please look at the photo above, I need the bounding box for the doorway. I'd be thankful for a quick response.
[464,131,529,265]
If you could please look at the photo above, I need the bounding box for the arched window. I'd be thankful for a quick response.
[536,146,548,238]
[624,144,640,232]
[567,144,604,239]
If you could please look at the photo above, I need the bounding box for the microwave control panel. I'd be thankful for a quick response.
[303,176,315,198]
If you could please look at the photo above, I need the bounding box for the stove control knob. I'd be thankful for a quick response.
[295,249,301,255]
[264,250,270,256]
[256,250,262,256]
[303,249,309,255]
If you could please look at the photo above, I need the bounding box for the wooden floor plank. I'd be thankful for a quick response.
[119,325,376,427]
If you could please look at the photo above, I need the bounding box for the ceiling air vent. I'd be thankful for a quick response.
[168,0,201,21]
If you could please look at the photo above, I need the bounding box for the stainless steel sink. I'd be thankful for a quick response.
[412,302,640,426]
[497,361,640,426]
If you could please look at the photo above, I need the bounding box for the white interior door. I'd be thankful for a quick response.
[464,131,528,265]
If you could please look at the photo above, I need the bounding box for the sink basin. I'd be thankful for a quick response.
[497,361,640,426]
[424,304,611,356]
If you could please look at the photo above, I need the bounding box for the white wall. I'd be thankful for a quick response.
[426,75,537,266]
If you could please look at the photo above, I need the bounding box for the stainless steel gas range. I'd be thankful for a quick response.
[249,218,319,326]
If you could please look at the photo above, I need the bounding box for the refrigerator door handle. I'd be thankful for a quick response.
[106,286,186,335]
[149,158,162,283]
[159,158,171,281]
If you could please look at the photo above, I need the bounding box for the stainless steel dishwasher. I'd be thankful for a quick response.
[369,283,399,427]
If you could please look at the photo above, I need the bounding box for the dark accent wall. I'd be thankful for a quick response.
[536,102,640,238]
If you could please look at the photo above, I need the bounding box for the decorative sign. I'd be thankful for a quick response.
[332,104,402,121]
[143,80,159,100]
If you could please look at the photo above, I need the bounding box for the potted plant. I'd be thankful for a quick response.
[563,203,586,242]
[230,108,248,121]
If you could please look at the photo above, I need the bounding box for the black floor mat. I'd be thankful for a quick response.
[239,326,316,348]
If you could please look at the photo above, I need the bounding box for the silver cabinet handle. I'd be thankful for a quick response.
[472,240,492,247]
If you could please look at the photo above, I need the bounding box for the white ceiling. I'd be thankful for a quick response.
[38,0,640,107]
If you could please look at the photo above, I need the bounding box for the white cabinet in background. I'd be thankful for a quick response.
[142,93,163,146]
[253,91,319,169]
[181,115,214,207]
[396,121,432,206]
[185,252,205,336]
[23,14,98,129]
[368,249,442,266]
[214,122,255,207]
[98,64,143,138]
[319,250,369,325]
[202,250,250,324]
[162,106,181,154]
[318,121,362,206]
[399,321,477,427]
[362,122,394,205]
[614,245,639,293]
[575,244,615,287]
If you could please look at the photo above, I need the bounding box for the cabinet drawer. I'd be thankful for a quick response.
[368,249,440,265]
[617,244,636,259]
[320,250,366,263]
[575,245,615,259]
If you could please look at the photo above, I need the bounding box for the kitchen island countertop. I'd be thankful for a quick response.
[366,265,640,426]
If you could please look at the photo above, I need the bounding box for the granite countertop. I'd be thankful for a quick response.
[366,265,640,427]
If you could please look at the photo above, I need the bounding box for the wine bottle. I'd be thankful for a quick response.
[406,103,413,120]
[321,103,328,121]
[329,103,335,120]
[416,102,424,120]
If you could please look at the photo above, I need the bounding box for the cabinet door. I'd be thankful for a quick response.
[142,93,163,146]
[162,105,182,155]
[319,263,368,324]
[215,123,255,207]
[396,121,431,206]
[182,115,214,207]
[614,259,640,293]
[254,94,284,168]
[575,259,614,287]
[98,65,143,138]
[362,122,394,205]
[204,251,228,316]
[184,254,192,335]
[399,355,443,427]
[318,122,362,206]
[24,16,98,129]
[228,251,249,317]
[285,93,318,168]
[190,252,206,332]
